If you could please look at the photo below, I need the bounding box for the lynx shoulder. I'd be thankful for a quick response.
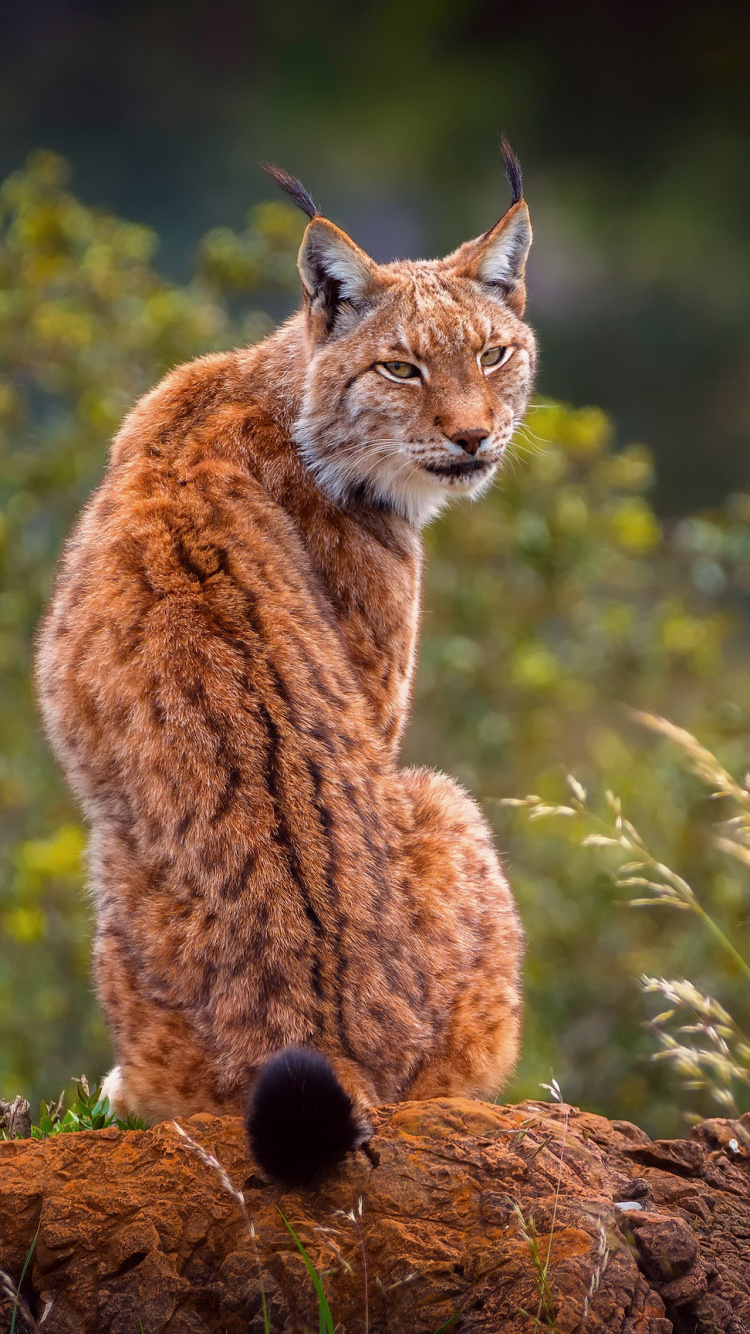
[36,147,535,1185]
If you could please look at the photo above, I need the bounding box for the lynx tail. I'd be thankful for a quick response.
[246,1047,370,1186]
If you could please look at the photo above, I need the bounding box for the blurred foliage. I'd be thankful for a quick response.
[0,151,304,1104]
[2,153,750,1134]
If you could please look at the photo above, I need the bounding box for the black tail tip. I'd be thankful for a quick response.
[246,1047,368,1188]
[500,137,523,205]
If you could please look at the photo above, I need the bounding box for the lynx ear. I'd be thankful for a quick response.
[298,218,377,334]
[446,142,532,314]
[261,163,378,336]
[448,200,532,315]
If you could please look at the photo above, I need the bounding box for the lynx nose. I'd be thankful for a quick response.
[450,429,488,456]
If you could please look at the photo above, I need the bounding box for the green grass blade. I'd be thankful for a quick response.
[255,1254,270,1334]
[277,1209,335,1334]
[260,1280,270,1334]
[431,1313,460,1332]
[9,1228,39,1334]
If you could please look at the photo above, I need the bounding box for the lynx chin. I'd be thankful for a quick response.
[36,145,535,1186]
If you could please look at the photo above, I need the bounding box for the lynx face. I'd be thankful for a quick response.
[292,189,536,526]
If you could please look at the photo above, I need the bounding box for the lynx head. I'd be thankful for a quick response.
[266,147,536,527]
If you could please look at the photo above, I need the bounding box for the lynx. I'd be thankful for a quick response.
[36,146,536,1185]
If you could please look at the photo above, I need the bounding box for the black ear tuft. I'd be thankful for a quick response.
[246,1047,369,1187]
[500,138,523,205]
[262,165,318,220]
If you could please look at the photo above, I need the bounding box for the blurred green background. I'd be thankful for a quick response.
[1,0,750,1135]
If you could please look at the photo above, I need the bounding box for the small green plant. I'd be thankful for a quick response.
[30,1075,146,1138]
[508,1202,560,1333]
[507,1080,568,1332]
[507,1081,611,1331]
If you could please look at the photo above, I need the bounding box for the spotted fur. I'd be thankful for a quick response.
[36,158,535,1156]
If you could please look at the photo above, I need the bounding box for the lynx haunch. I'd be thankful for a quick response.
[36,146,536,1185]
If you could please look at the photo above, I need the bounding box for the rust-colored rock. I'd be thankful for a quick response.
[0,1098,748,1332]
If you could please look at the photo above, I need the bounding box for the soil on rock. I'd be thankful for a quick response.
[0,1098,748,1333]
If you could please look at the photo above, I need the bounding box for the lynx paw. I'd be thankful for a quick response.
[100,1065,124,1112]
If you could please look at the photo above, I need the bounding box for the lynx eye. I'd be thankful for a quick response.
[378,361,421,382]
[480,346,513,371]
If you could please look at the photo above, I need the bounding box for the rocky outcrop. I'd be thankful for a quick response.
[0,1098,748,1333]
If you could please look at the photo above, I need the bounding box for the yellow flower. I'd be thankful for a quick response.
[3,906,46,943]
[609,499,661,551]
[511,644,560,690]
[18,823,85,880]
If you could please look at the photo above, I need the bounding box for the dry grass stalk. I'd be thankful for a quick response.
[171,1121,270,1330]
[0,1266,52,1332]
[504,713,750,1113]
